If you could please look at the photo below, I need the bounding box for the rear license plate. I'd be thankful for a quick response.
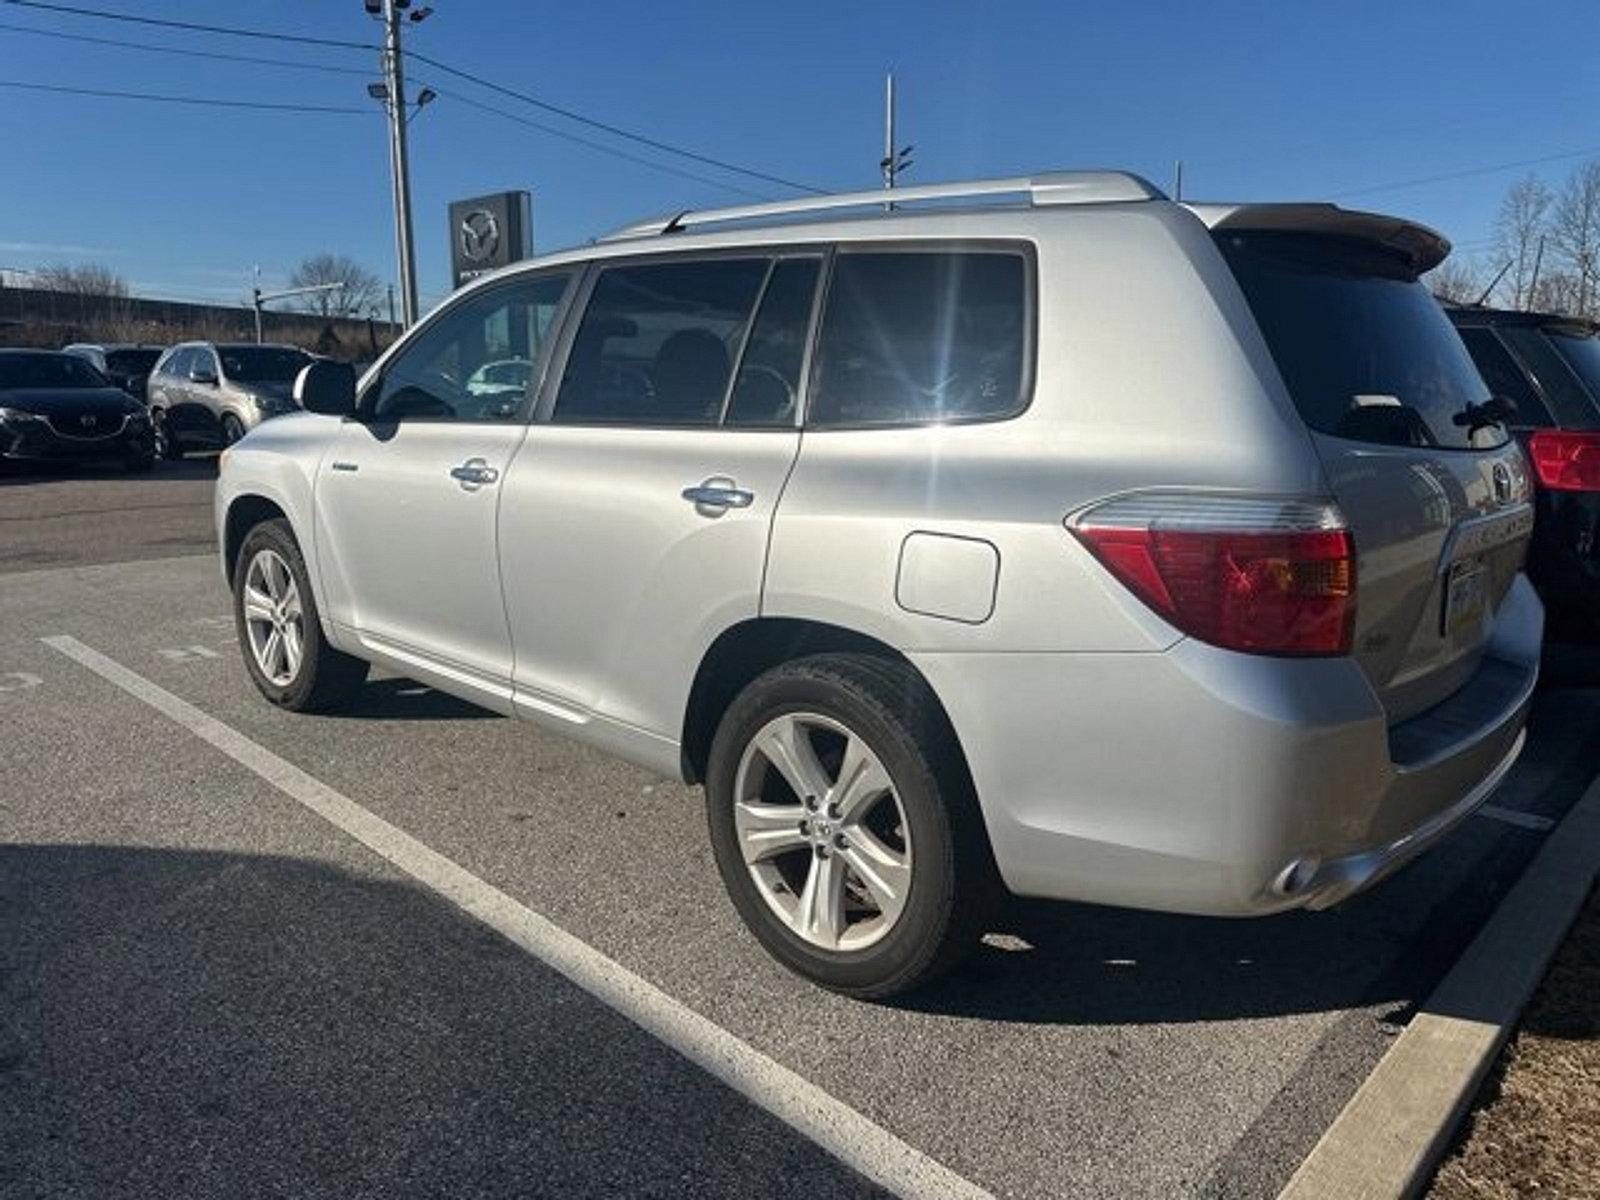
[1442,559,1488,637]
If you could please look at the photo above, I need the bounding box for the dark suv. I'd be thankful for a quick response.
[1448,306,1600,643]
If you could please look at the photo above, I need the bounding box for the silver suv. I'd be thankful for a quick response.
[216,172,1540,998]
[148,341,313,458]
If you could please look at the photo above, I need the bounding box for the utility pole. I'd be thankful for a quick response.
[252,282,346,343]
[375,0,419,327]
[879,73,913,208]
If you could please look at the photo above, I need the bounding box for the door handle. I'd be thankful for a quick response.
[682,477,754,512]
[450,458,500,488]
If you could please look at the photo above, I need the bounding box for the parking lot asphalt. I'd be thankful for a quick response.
[4,477,1599,1199]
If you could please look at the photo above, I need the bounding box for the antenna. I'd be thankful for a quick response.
[1472,259,1514,308]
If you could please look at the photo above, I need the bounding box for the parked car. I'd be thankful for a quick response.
[146,341,313,458]
[0,348,156,471]
[217,172,1540,998]
[1447,306,1600,645]
[61,342,164,402]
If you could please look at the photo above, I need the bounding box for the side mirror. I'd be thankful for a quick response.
[189,367,218,385]
[294,360,357,417]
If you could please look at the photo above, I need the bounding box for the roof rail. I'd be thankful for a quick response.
[599,170,1164,242]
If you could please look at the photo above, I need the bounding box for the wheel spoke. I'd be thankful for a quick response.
[242,585,275,626]
[262,628,283,679]
[797,850,848,946]
[282,621,303,678]
[829,733,892,823]
[841,829,912,924]
[757,716,832,806]
[280,578,302,620]
[264,554,288,602]
[734,800,809,864]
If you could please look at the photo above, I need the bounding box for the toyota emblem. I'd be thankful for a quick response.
[459,208,500,263]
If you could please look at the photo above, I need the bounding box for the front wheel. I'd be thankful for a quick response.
[220,413,247,446]
[151,409,182,460]
[705,653,997,999]
[233,518,368,712]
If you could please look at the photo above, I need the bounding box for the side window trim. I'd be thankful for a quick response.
[715,259,778,425]
[361,268,579,425]
[801,239,1038,431]
[719,252,827,429]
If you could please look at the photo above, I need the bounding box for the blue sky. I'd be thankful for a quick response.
[1,0,1597,311]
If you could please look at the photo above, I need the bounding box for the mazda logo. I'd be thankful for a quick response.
[1491,461,1511,504]
[79,414,97,428]
[459,208,500,263]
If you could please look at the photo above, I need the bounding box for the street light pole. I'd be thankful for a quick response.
[379,0,419,327]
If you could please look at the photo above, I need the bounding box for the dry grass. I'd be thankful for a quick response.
[1430,885,1600,1199]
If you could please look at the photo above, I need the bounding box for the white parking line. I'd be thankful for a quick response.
[41,633,993,1200]
[1477,804,1557,832]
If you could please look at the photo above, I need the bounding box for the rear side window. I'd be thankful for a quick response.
[1219,233,1505,450]
[1547,330,1600,408]
[1455,326,1554,428]
[554,258,767,426]
[808,250,1028,427]
[162,348,193,377]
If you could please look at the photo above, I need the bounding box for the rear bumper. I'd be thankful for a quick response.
[912,572,1543,916]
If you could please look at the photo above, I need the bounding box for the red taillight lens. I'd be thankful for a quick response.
[1070,497,1356,656]
[1528,429,1600,492]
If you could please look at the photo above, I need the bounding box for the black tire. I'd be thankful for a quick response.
[705,653,998,999]
[151,409,183,460]
[232,518,368,712]
[221,413,246,446]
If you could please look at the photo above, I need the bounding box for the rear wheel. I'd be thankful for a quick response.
[705,653,996,999]
[233,519,367,712]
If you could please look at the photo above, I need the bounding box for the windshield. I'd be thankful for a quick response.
[1218,232,1506,450]
[0,352,112,391]
[105,349,162,376]
[219,346,313,383]
[1548,329,1600,403]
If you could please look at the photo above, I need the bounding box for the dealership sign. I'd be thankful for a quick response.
[448,191,533,288]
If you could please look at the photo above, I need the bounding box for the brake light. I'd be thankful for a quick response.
[1528,429,1600,492]
[1068,495,1356,656]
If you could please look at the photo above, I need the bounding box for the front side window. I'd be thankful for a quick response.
[808,250,1028,427]
[372,272,572,422]
[724,257,821,427]
[553,258,768,426]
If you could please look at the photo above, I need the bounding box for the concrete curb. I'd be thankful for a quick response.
[1278,768,1600,1200]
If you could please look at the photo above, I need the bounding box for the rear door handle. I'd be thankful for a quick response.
[450,458,500,488]
[682,478,754,512]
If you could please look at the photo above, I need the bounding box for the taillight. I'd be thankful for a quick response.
[1068,494,1356,656]
[1528,429,1600,492]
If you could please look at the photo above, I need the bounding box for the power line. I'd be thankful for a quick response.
[0,0,372,50]
[408,50,825,195]
[0,78,368,114]
[5,0,824,196]
[1331,146,1600,201]
[423,85,772,201]
[0,21,770,199]
[0,19,371,76]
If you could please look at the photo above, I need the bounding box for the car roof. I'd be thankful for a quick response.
[1445,304,1600,336]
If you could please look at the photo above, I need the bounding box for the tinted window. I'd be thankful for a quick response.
[1548,330,1600,407]
[0,352,109,390]
[373,272,571,422]
[725,257,820,426]
[554,259,768,426]
[1219,233,1505,449]
[105,349,161,376]
[219,346,311,383]
[808,251,1027,427]
[1456,327,1553,427]
[158,348,191,378]
[1495,327,1600,429]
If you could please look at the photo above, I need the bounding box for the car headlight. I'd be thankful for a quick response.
[0,406,42,425]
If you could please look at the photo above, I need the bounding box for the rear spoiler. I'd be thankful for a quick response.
[1184,203,1451,274]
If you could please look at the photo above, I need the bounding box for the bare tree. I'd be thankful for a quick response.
[1551,161,1600,319]
[1426,255,1487,305]
[33,262,129,297]
[1491,173,1553,310]
[288,254,382,318]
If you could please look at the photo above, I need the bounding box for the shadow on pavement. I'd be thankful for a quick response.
[0,457,219,487]
[0,844,881,1200]
[336,678,505,722]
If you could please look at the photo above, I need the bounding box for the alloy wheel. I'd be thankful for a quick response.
[242,548,304,687]
[733,712,913,952]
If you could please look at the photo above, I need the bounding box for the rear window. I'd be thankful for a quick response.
[1219,233,1505,450]
[1547,329,1600,405]
[808,250,1028,427]
[220,346,313,383]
